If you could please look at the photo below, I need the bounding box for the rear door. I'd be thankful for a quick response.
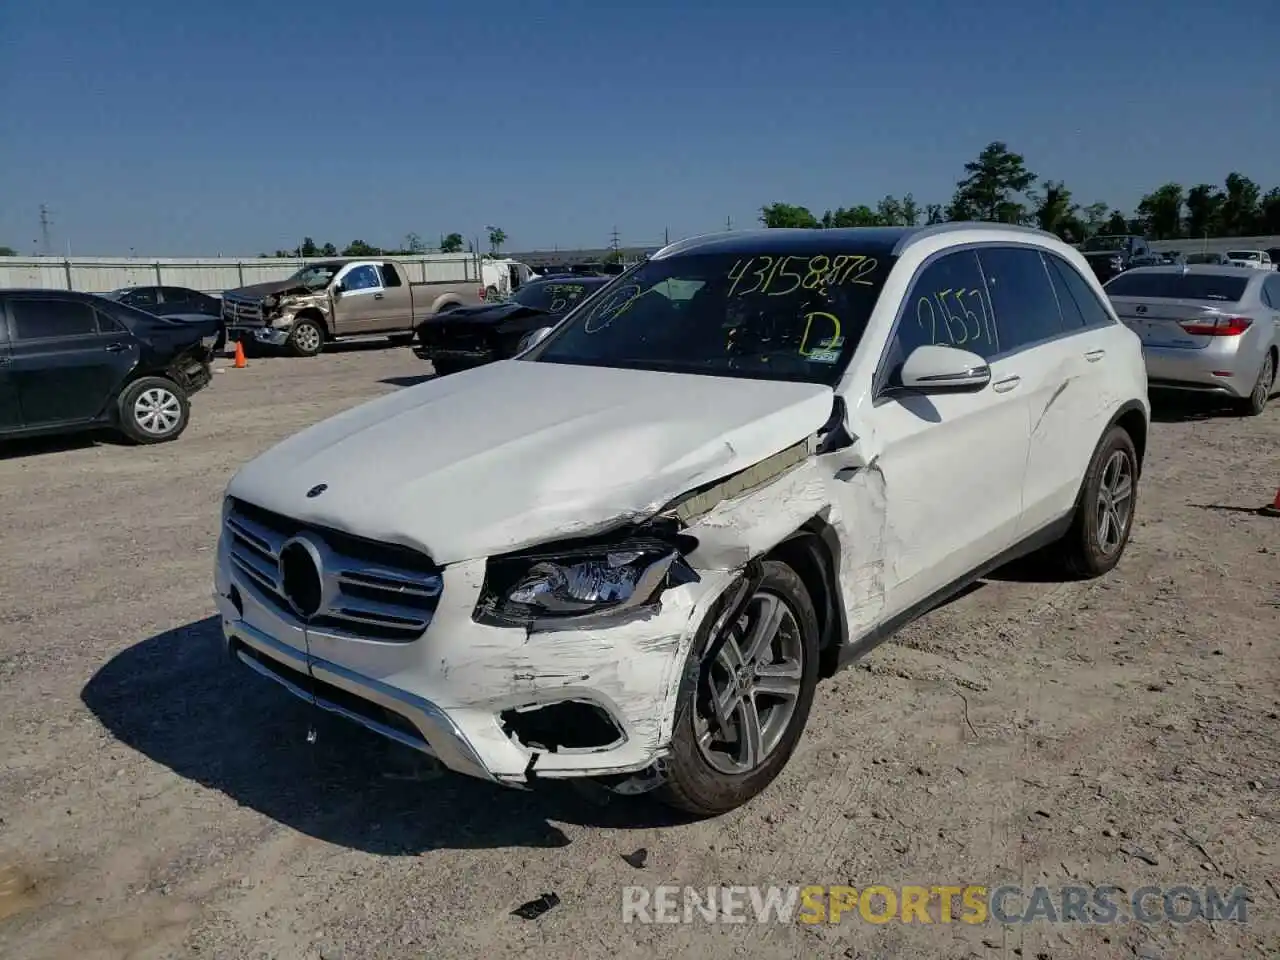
[976,245,1098,538]
[375,263,413,331]
[7,295,139,428]
[0,299,19,431]
[1106,271,1253,349]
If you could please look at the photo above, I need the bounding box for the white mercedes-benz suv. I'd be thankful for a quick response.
[214,223,1150,816]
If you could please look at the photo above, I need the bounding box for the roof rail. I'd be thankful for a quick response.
[893,220,1061,254]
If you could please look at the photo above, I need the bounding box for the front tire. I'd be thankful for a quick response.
[1053,426,1139,578]
[657,560,820,817]
[117,377,190,444]
[288,318,325,357]
[1240,350,1275,417]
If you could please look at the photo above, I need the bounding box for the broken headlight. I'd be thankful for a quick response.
[475,537,699,627]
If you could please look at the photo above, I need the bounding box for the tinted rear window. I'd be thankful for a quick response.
[1104,272,1249,302]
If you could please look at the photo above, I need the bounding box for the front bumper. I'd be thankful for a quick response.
[227,324,291,347]
[214,532,734,786]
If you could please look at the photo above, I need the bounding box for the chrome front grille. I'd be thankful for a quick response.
[224,498,443,642]
[222,297,265,326]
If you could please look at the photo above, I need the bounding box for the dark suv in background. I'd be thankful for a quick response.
[0,290,218,446]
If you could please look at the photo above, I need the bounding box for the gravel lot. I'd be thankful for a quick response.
[1,346,1277,960]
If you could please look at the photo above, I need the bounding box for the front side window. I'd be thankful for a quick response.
[118,287,159,307]
[885,250,998,385]
[343,265,381,291]
[528,249,896,384]
[11,299,100,340]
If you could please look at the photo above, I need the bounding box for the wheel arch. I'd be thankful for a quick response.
[764,516,849,679]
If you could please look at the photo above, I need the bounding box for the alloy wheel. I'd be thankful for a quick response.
[1096,449,1134,555]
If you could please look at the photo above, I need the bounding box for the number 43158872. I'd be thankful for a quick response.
[916,287,998,353]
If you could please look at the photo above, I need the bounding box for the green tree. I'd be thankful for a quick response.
[403,232,426,254]
[824,205,883,228]
[1080,202,1110,237]
[1134,183,1183,240]
[1260,188,1280,234]
[1030,180,1079,239]
[924,204,945,225]
[487,226,507,254]
[875,194,921,227]
[440,232,464,253]
[759,203,820,228]
[0,245,16,256]
[320,242,337,257]
[1103,211,1130,235]
[342,240,382,257]
[949,141,1036,223]
[1220,172,1261,236]
[1184,184,1224,239]
[299,237,320,257]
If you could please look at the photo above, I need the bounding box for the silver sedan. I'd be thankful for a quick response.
[1105,265,1280,416]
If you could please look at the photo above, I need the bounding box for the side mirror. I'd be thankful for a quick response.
[899,345,991,393]
[332,283,344,296]
[517,326,553,353]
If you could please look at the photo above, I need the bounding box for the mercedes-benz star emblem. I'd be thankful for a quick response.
[279,537,324,619]
[306,483,328,498]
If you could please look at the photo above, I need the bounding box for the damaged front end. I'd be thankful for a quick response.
[226,285,327,346]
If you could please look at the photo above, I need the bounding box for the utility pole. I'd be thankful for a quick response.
[725,215,732,231]
[39,204,53,255]
[664,227,669,246]
[610,226,621,261]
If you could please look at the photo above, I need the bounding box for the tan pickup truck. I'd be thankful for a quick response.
[221,259,486,357]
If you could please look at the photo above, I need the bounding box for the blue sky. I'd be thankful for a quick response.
[1,0,1277,256]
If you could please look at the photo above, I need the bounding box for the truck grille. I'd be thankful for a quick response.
[224,498,443,642]
[223,297,265,326]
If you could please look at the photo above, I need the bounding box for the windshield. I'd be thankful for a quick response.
[525,250,895,384]
[288,264,341,289]
[1082,236,1128,252]
[1226,251,1259,261]
[512,279,600,314]
[1104,272,1249,302]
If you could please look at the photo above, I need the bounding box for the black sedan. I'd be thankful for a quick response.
[414,275,610,374]
[101,285,226,351]
[0,289,218,445]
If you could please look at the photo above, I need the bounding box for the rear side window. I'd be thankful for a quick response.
[160,286,196,305]
[11,298,100,340]
[1046,254,1115,329]
[1261,276,1280,308]
[379,263,403,287]
[123,287,159,307]
[1104,272,1249,302]
[976,246,1066,350]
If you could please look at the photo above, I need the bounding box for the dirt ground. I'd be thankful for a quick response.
[1,345,1277,960]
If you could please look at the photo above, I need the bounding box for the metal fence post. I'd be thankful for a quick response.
[63,258,73,289]
[155,262,163,285]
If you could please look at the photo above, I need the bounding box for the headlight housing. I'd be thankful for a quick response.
[475,536,699,628]
[263,295,278,310]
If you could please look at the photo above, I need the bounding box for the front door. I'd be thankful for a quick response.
[331,263,388,335]
[845,248,1031,630]
[6,295,138,428]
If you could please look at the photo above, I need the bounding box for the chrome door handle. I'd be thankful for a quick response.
[993,375,1021,393]
[1085,349,1105,362]
[373,293,384,300]
[104,342,126,353]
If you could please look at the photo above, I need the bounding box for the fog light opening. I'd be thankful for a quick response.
[500,699,625,753]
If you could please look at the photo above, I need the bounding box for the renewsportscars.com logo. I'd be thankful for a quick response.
[621,884,1250,926]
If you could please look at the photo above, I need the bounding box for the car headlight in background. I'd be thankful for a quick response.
[476,537,699,627]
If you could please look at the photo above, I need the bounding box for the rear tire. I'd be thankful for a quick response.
[288,318,325,357]
[117,377,190,445]
[1240,350,1275,417]
[1053,426,1139,579]
[657,560,820,817]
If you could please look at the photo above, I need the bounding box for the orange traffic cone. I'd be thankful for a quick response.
[233,340,246,369]
[1262,488,1280,518]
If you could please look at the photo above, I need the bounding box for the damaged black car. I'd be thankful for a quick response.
[0,289,217,446]
[414,275,610,375]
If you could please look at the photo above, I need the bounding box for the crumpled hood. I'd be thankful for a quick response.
[226,359,834,563]
[224,278,316,300]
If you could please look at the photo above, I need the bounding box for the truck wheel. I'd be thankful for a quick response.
[657,560,820,817]
[288,318,325,357]
[117,377,190,444]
